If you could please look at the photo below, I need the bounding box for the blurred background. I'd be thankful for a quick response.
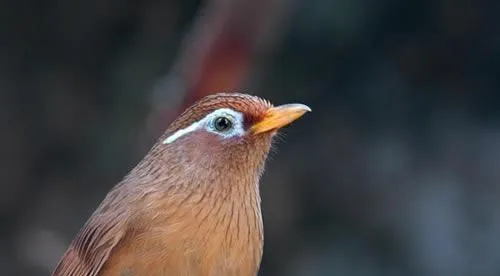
[1,0,500,275]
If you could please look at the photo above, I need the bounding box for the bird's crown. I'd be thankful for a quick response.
[168,93,272,132]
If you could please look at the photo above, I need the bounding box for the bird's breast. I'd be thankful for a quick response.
[100,189,263,276]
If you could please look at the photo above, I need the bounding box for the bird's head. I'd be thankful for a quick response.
[146,93,310,188]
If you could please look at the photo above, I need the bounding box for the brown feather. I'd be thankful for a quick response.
[53,93,277,276]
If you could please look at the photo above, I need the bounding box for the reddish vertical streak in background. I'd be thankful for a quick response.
[188,36,250,105]
[150,0,287,132]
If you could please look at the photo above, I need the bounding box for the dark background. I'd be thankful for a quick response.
[1,0,500,275]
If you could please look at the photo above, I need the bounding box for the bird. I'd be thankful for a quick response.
[52,93,310,276]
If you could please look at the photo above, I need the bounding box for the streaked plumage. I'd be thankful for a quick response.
[52,93,309,276]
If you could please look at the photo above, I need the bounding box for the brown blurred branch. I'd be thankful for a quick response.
[148,0,290,134]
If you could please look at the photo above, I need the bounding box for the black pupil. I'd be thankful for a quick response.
[214,117,232,131]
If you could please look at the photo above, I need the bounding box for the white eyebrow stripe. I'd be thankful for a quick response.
[163,120,203,144]
[162,108,245,144]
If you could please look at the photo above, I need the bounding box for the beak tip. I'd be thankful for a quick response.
[283,103,312,113]
[302,104,312,113]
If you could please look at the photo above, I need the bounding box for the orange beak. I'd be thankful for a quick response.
[250,103,311,134]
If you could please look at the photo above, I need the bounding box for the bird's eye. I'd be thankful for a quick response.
[213,116,233,132]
